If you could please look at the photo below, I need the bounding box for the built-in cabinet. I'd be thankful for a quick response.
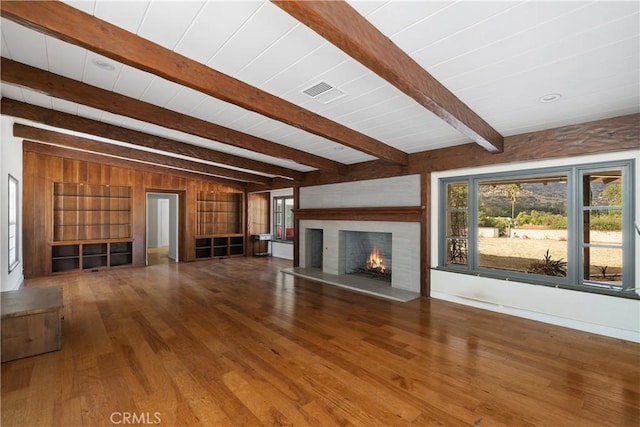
[195,236,244,259]
[51,241,133,273]
[195,191,244,259]
[51,182,133,273]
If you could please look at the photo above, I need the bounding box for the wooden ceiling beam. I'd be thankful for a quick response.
[274,0,504,153]
[23,141,246,189]
[15,124,273,185]
[2,98,304,181]
[0,0,408,166]
[1,58,344,173]
[301,113,640,186]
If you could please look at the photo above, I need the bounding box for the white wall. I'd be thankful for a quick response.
[1,116,23,292]
[167,195,178,260]
[300,175,420,208]
[271,188,294,260]
[431,150,640,342]
[147,199,169,248]
[147,199,160,248]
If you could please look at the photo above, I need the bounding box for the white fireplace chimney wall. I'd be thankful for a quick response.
[299,175,420,208]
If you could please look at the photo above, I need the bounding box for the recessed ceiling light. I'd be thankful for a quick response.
[92,58,115,71]
[539,93,562,103]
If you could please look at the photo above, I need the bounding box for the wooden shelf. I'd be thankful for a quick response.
[53,183,132,241]
[50,240,133,273]
[109,241,133,267]
[196,191,243,236]
[195,235,245,259]
[195,191,245,259]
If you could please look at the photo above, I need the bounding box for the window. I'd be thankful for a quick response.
[273,196,294,242]
[444,182,468,266]
[8,175,19,272]
[581,169,625,286]
[439,161,635,297]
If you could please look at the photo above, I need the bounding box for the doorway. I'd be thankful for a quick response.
[146,193,179,266]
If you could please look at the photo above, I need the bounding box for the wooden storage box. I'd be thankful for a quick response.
[1,287,63,362]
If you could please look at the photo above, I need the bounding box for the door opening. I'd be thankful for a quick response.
[146,193,179,266]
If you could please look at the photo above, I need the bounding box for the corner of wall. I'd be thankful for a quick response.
[1,116,24,292]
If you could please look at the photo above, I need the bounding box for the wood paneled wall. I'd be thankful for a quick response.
[246,192,270,256]
[23,148,244,278]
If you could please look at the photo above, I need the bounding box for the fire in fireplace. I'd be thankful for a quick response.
[357,246,392,280]
[366,246,386,273]
[340,230,393,282]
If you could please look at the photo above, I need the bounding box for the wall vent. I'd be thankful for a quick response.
[301,81,347,104]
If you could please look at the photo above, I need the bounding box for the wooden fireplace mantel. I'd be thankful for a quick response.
[293,206,424,222]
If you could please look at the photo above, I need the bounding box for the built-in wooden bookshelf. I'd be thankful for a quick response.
[196,191,242,235]
[51,183,133,273]
[24,149,249,278]
[53,183,132,241]
[195,191,244,259]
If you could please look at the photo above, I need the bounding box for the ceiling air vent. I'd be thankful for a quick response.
[301,81,347,104]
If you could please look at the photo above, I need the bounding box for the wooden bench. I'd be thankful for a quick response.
[1,287,63,362]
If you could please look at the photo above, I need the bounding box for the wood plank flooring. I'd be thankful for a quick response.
[2,257,639,426]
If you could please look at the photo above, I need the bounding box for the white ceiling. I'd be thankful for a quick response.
[1,0,638,179]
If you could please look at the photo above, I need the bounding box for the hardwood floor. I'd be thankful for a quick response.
[2,257,638,426]
[147,246,172,266]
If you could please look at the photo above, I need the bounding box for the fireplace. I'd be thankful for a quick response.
[297,219,421,294]
[342,231,392,282]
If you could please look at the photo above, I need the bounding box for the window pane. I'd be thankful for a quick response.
[582,169,624,286]
[447,183,467,209]
[478,175,567,275]
[583,170,622,207]
[8,176,18,271]
[274,199,282,239]
[445,182,468,238]
[584,210,623,244]
[584,246,623,286]
[273,197,293,242]
[446,211,467,237]
[274,199,283,226]
[445,183,468,266]
[446,238,467,265]
[284,198,294,241]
